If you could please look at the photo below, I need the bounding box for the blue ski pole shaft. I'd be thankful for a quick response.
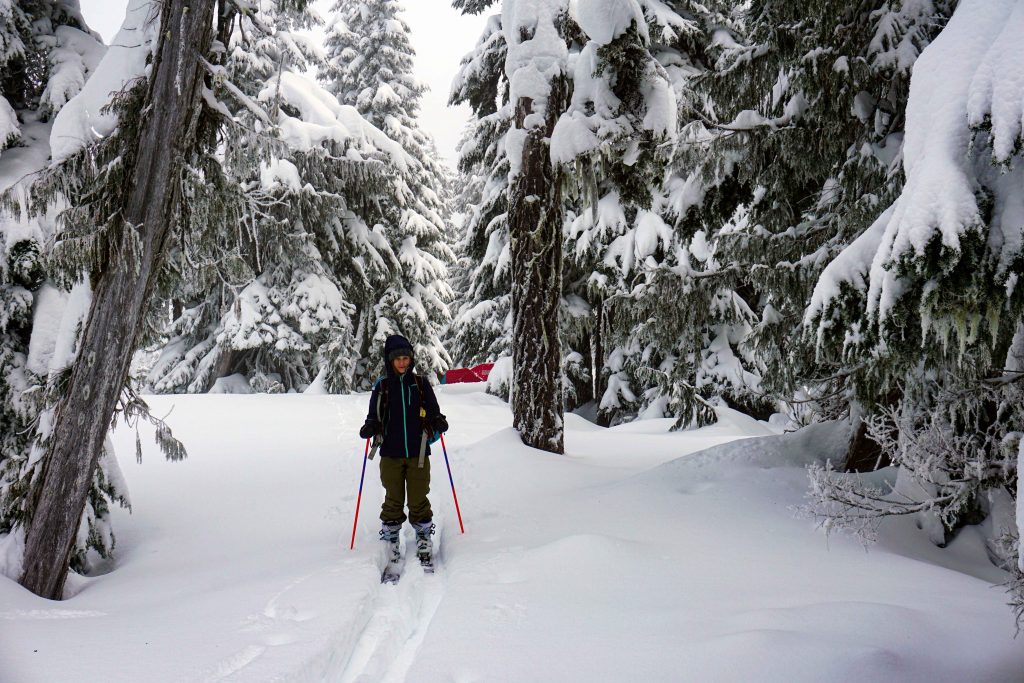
[350,438,370,549]
[439,434,464,533]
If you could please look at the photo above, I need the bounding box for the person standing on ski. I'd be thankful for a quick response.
[358,334,448,565]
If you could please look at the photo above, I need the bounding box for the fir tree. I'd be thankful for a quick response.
[448,13,513,371]
[12,0,208,599]
[500,0,576,453]
[452,0,698,433]
[322,0,454,386]
[678,0,953,439]
[557,0,734,426]
[6,0,403,597]
[146,1,416,394]
[803,0,1023,602]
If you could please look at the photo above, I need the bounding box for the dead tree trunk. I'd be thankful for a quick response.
[19,0,216,600]
[509,87,565,455]
[592,297,609,426]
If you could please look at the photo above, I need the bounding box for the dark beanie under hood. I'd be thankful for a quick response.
[383,334,415,374]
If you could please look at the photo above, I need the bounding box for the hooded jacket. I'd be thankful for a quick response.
[366,334,441,459]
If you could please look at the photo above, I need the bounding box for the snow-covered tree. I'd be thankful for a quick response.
[146,1,416,395]
[453,0,714,432]
[322,0,453,385]
[673,0,954,441]
[4,0,207,598]
[0,0,126,580]
[556,0,751,427]
[5,0,413,599]
[448,13,512,369]
[803,0,1023,620]
[499,0,575,453]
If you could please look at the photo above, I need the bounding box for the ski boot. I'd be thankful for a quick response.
[380,521,402,584]
[413,520,435,573]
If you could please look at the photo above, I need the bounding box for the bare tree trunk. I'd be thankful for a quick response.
[841,392,900,473]
[19,0,216,599]
[842,419,890,472]
[509,86,565,455]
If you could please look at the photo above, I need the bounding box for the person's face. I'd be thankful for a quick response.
[392,355,411,374]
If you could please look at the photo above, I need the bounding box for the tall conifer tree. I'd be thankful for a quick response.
[12,0,212,599]
[678,0,953,439]
[323,0,453,385]
[804,0,1022,577]
[448,13,512,370]
[146,1,416,394]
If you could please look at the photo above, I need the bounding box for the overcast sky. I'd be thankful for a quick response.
[77,0,489,169]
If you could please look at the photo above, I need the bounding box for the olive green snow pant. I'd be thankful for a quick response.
[379,456,432,525]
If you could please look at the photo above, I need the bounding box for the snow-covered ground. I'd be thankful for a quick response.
[1,386,1021,682]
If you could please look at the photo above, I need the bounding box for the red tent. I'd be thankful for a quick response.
[444,362,495,384]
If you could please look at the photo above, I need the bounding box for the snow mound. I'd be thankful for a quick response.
[642,419,850,480]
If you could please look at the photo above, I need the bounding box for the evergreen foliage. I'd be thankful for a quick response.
[799,0,1023,619]
[142,0,438,395]
[322,0,454,386]
[449,1,759,428]
[448,13,512,369]
[147,0,453,395]
[147,2,363,394]
[452,1,1023,624]
[559,1,743,427]
[688,0,954,424]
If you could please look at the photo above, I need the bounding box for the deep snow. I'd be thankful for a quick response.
[1,385,1021,682]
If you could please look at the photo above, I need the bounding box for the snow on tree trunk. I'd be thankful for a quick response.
[19,0,215,600]
[510,90,566,454]
[504,0,569,454]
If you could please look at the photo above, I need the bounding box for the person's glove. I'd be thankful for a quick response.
[359,419,381,440]
[432,414,449,433]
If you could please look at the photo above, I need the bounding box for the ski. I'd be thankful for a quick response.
[419,552,434,574]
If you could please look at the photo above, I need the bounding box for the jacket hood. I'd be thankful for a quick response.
[383,334,416,376]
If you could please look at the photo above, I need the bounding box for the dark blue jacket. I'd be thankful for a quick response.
[366,335,441,459]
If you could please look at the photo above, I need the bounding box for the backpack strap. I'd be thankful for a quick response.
[374,376,388,424]
[414,373,430,468]
[369,377,387,460]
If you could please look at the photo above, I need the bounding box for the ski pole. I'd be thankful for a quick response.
[439,434,464,534]
[350,438,370,550]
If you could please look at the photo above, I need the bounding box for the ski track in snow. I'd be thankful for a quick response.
[194,517,452,683]
[329,516,448,683]
[184,402,403,683]
[202,645,266,682]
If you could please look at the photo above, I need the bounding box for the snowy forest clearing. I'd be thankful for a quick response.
[1,387,1020,682]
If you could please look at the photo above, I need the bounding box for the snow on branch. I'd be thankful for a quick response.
[811,0,1024,342]
[572,0,648,46]
[48,0,160,163]
[261,70,411,171]
[965,0,1024,165]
